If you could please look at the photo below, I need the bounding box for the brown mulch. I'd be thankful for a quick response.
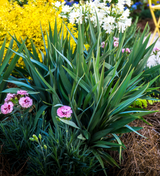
[137,18,155,32]
[108,102,160,176]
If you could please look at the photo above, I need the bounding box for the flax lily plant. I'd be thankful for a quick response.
[5,20,159,175]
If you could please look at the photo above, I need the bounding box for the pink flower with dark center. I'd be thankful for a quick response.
[4,93,16,102]
[122,48,125,53]
[126,48,131,53]
[1,102,14,114]
[57,106,73,118]
[101,41,105,48]
[114,41,119,47]
[19,96,33,108]
[17,90,29,96]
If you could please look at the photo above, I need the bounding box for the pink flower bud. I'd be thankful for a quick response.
[153,47,159,52]
[4,93,16,102]
[126,48,131,53]
[113,37,119,41]
[101,41,105,48]
[122,48,125,53]
[17,90,29,96]
[114,41,119,47]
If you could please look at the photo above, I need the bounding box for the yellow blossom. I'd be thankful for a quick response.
[0,0,78,66]
[84,44,90,51]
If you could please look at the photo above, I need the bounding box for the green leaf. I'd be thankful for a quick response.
[33,105,48,129]
[112,126,143,133]
[52,44,73,68]
[59,119,80,129]
[91,128,113,142]
[125,125,146,138]
[92,150,107,176]
[2,88,39,94]
[77,134,86,140]
[5,80,34,90]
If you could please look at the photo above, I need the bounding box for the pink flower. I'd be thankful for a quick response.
[153,47,159,55]
[122,48,125,53]
[114,41,119,47]
[4,93,16,102]
[153,47,159,52]
[113,37,119,41]
[1,102,14,114]
[126,48,131,53]
[57,106,73,118]
[19,96,33,108]
[101,41,105,48]
[17,90,28,96]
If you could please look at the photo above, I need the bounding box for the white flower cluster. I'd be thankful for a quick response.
[52,0,132,33]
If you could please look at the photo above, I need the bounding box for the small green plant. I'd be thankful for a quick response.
[0,104,47,173]
[28,126,98,176]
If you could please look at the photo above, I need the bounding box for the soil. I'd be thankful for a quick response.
[137,18,155,32]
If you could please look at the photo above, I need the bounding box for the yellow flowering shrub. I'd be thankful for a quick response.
[0,0,78,65]
[0,0,8,5]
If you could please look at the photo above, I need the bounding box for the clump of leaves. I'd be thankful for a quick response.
[27,124,98,176]
[0,104,46,173]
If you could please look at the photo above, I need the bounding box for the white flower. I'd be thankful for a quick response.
[102,22,115,33]
[117,21,126,32]
[125,0,131,6]
[122,8,130,18]
[62,5,72,13]
[60,0,132,34]
[125,18,132,27]
[54,1,62,8]
[69,16,76,24]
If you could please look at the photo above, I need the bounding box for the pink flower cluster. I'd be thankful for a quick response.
[1,90,33,114]
[122,48,131,54]
[57,106,73,118]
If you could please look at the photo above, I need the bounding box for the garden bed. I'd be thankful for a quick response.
[137,18,155,32]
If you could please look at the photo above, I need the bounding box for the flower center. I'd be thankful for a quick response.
[62,111,67,115]
[24,99,29,103]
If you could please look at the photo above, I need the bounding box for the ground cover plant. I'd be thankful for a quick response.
[0,0,160,175]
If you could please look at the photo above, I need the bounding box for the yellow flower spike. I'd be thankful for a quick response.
[84,44,90,51]
[0,0,78,67]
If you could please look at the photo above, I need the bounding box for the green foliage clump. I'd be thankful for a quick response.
[0,114,36,172]
[132,98,148,108]
[132,98,160,108]
[28,126,98,176]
